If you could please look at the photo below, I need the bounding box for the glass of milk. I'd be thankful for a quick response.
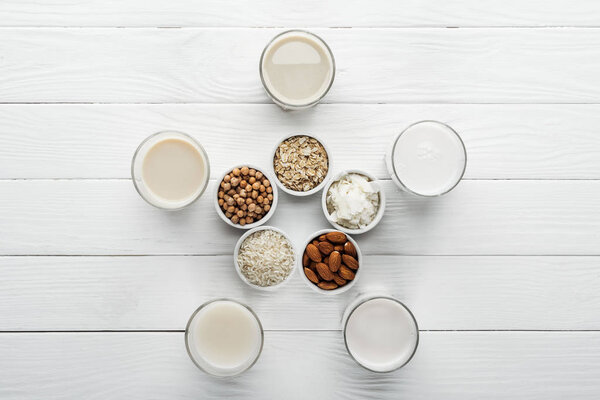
[343,295,419,372]
[185,299,264,377]
[260,30,335,110]
[131,131,210,210]
[385,121,467,196]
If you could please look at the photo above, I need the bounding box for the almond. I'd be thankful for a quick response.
[344,241,357,258]
[333,245,344,252]
[326,231,347,244]
[323,256,329,265]
[309,261,317,272]
[318,241,334,255]
[342,254,359,270]
[318,281,338,290]
[306,244,322,263]
[339,265,355,280]
[316,262,334,281]
[304,268,320,284]
[312,240,320,247]
[332,273,347,286]
[328,251,341,272]
[318,234,328,242]
[302,252,309,267]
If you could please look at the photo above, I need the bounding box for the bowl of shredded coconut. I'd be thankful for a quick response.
[234,226,297,290]
[322,170,386,234]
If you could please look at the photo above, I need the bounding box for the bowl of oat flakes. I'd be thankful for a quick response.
[271,134,332,196]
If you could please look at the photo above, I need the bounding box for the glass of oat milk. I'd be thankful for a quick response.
[131,131,210,210]
[260,30,335,110]
[185,299,264,377]
[385,121,467,196]
[343,295,419,372]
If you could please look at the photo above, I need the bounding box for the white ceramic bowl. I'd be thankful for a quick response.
[321,170,386,235]
[298,229,362,295]
[233,226,297,291]
[271,134,333,197]
[214,164,278,230]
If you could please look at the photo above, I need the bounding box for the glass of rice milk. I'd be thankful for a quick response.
[385,121,467,197]
[343,295,419,372]
[260,30,335,110]
[131,131,210,210]
[185,299,264,377]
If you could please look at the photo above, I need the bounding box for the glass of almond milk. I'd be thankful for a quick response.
[185,299,264,377]
[260,30,335,110]
[131,131,210,210]
[385,121,467,196]
[343,295,419,372]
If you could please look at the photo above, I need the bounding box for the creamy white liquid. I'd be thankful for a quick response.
[344,298,418,372]
[261,32,334,107]
[392,121,466,196]
[140,137,208,207]
[187,300,263,376]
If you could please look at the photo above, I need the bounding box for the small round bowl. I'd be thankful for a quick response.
[234,226,297,291]
[271,133,333,197]
[298,229,362,295]
[214,164,279,230]
[321,170,386,235]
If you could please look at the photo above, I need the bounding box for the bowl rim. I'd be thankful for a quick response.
[298,228,362,295]
[321,169,386,234]
[214,163,279,230]
[270,133,333,197]
[233,225,297,291]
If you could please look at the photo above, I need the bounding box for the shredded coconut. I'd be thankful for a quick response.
[326,173,380,229]
[237,229,295,287]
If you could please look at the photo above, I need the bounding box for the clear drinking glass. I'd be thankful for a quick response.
[385,120,467,197]
[185,299,264,377]
[342,295,419,373]
[131,131,210,210]
[259,30,336,110]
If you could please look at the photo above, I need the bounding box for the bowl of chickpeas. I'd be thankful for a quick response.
[214,164,278,229]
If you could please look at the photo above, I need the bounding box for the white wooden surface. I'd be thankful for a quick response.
[1,1,599,399]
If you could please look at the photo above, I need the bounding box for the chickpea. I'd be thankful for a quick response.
[256,171,263,180]
[249,169,256,176]
[230,177,240,187]
[239,189,247,198]
[252,190,258,199]
[226,197,235,206]
[264,204,271,212]
[255,206,262,214]
[263,198,269,205]
[239,219,246,226]
[227,206,235,213]
[225,211,232,218]
[231,215,239,224]
[252,182,260,190]
[236,197,244,206]
[218,198,224,207]
[249,177,256,184]
[257,196,264,203]
[266,187,273,193]
[263,179,270,187]
[267,194,273,201]
[241,166,249,175]
[223,175,231,182]
[236,210,244,218]
[240,180,247,188]
[218,191,224,199]
[222,183,231,191]
[227,189,235,196]
[259,185,265,192]
[232,168,240,176]
[241,204,247,211]
[246,217,254,224]
[248,203,256,212]
[246,198,253,205]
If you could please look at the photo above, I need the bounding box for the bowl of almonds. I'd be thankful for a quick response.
[214,164,278,229]
[299,229,362,295]
[272,134,332,197]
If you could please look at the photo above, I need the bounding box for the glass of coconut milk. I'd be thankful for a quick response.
[343,295,419,372]
[185,299,264,377]
[131,131,210,210]
[385,121,467,197]
[260,30,335,110]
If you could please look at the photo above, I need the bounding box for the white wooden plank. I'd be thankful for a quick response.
[1,180,598,256]
[1,28,599,103]
[2,0,600,27]
[2,104,600,179]
[1,331,599,399]
[1,255,599,331]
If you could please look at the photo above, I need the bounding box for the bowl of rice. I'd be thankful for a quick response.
[234,226,297,290]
